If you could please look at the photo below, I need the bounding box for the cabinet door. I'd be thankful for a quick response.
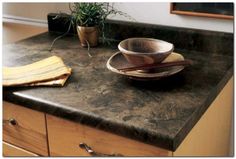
[3,101,48,156]
[46,114,171,156]
[3,142,38,157]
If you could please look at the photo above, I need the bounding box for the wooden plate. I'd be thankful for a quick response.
[106,52,185,80]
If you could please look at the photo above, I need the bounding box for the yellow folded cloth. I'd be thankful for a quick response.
[3,56,72,87]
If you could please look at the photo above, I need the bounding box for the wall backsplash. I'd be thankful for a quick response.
[48,13,233,55]
[103,20,233,55]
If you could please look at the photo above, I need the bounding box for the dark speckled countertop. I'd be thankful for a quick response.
[3,23,233,151]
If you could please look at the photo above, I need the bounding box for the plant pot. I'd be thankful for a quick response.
[77,26,99,47]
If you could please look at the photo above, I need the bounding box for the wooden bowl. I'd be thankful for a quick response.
[118,38,174,66]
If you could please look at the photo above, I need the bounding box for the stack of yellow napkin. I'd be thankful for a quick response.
[3,56,72,87]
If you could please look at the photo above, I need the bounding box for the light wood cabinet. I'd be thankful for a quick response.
[3,101,49,156]
[3,141,38,156]
[46,114,171,156]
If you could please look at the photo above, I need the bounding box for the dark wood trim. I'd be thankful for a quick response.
[170,3,174,14]
[170,3,234,20]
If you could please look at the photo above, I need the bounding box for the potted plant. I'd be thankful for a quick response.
[49,3,133,51]
[71,2,127,47]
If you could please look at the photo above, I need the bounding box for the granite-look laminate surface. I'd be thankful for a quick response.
[3,32,233,151]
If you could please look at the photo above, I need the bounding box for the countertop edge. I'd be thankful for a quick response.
[3,90,174,151]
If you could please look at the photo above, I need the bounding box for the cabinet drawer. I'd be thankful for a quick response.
[46,114,171,156]
[3,141,38,156]
[3,101,48,156]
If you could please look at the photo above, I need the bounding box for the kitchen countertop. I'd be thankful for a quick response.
[3,32,233,151]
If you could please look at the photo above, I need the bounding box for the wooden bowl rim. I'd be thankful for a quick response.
[118,38,174,55]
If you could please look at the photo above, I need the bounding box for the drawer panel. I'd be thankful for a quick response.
[3,101,48,156]
[46,114,170,156]
[3,141,38,157]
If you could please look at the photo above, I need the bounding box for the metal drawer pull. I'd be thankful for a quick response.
[3,118,18,126]
[79,143,123,156]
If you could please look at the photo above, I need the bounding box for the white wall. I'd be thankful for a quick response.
[111,3,233,33]
[3,3,70,20]
[3,2,233,33]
